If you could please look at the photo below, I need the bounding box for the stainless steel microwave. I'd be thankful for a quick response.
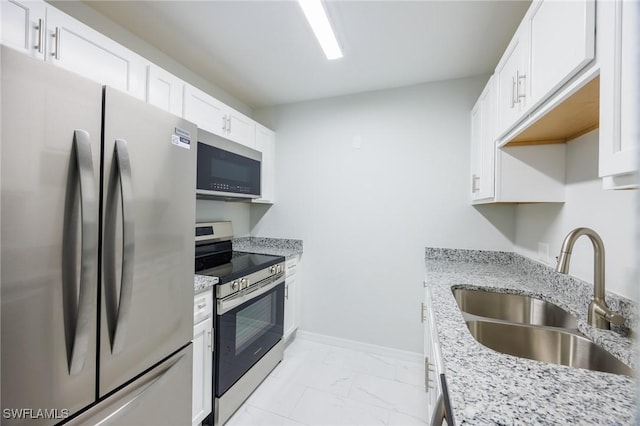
[196,130,261,200]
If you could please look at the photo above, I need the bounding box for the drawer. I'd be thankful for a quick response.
[194,289,213,324]
[285,256,299,278]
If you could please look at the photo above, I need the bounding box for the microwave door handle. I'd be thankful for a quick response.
[108,139,135,354]
[66,130,99,375]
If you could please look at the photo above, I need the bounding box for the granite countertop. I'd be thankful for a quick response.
[424,248,636,425]
[194,237,303,294]
[232,236,303,258]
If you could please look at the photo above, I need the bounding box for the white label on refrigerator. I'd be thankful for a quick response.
[171,134,191,149]
[174,127,191,138]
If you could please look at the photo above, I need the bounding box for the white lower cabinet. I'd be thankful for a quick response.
[598,0,639,189]
[283,255,300,341]
[192,290,213,426]
[422,285,443,424]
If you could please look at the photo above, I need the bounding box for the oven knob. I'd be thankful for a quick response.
[240,278,248,289]
[231,281,239,291]
[270,266,276,274]
[276,264,282,274]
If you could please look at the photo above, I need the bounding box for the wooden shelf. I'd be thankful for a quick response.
[504,76,599,147]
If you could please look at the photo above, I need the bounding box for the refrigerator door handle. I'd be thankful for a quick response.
[67,130,99,374]
[105,139,136,354]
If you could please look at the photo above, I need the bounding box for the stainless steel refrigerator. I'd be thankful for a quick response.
[1,46,196,425]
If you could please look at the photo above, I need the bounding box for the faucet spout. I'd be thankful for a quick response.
[555,227,623,330]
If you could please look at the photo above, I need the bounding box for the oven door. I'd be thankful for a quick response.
[215,280,284,396]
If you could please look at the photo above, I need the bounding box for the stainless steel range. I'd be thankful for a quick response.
[195,222,285,426]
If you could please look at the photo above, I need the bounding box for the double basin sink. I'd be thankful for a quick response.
[453,288,633,376]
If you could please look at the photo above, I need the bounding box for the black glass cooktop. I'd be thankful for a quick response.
[196,251,284,284]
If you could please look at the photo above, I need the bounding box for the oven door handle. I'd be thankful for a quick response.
[217,277,284,315]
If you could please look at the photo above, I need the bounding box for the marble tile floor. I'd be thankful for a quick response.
[226,337,428,426]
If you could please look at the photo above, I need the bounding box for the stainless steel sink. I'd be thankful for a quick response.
[465,320,633,376]
[453,288,578,329]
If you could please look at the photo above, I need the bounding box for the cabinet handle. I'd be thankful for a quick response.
[517,70,527,103]
[207,330,213,352]
[425,357,436,391]
[227,116,232,133]
[196,303,206,310]
[34,18,44,53]
[471,174,480,193]
[510,76,517,108]
[52,27,61,60]
[285,284,289,300]
[222,115,227,132]
[421,302,428,323]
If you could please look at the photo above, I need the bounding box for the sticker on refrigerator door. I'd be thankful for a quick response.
[171,134,191,149]
[174,127,191,138]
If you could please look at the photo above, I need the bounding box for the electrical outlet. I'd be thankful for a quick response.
[538,242,549,263]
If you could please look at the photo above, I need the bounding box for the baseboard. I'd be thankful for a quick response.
[295,330,423,364]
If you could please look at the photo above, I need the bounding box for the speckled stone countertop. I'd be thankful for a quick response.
[424,248,637,425]
[194,237,303,294]
[194,275,219,295]
[232,236,303,258]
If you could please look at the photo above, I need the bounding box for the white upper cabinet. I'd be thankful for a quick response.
[471,76,566,205]
[598,0,639,189]
[45,7,147,100]
[1,0,46,60]
[183,84,228,138]
[3,1,275,199]
[183,85,256,149]
[470,77,496,202]
[527,0,595,108]
[226,110,256,149]
[253,124,276,204]
[495,0,596,140]
[147,64,185,116]
[495,20,530,138]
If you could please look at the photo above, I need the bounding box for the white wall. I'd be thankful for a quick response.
[196,200,251,237]
[515,130,636,300]
[252,77,516,353]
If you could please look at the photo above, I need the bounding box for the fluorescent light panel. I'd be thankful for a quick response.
[297,0,343,60]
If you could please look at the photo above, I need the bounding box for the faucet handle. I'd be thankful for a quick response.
[606,311,626,327]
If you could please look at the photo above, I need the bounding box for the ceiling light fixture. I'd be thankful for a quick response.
[297,0,343,60]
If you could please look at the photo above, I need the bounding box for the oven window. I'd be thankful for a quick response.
[235,293,277,354]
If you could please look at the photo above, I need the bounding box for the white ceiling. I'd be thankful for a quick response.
[83,0,531,109]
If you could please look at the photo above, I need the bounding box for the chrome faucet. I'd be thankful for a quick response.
[555,227,625,330]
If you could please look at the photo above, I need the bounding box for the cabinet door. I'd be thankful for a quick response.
[226,110,256,149]
[1,0,46,60]
[45,7,147,100]
[495,22,529,138]
[471,77,496,202]
[253,125,276,203]
[422,287,439,421]
[599,0,639,188]
[183,84,227,137]
[284,276,297,340]
[147,64,185,116]
[192,317,213,426]
[528,0,595,108]
[470,98,483,200]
